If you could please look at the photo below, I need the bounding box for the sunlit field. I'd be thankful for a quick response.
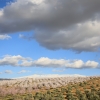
[0,76,100,100]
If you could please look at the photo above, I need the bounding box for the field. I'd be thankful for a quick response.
[0,76,100,100]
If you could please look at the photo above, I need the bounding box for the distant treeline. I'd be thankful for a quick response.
[0,78,12,81]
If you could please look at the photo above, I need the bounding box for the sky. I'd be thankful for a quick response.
[0,0,100,78]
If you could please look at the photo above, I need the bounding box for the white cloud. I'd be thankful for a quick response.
[0,55,99,69]
[27,0,44,4]
[0,72,2,74]
[18,70,31,74]
[0,34,11,40]
[0,55,30,66]
[5,70,12,74]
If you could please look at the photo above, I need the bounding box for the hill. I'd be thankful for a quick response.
[0,75,100,100]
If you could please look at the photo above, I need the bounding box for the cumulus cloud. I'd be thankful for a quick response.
[0,55,99,69]
[0,34,11,40]
[0,0,100,52]
[18,70,31,74]
[0,72,3,74]
[5,70,12,74]
[34,21,100,52]
[0,55,30,66]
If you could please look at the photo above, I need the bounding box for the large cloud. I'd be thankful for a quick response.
[34,21,100,52]
[0,0,100,52]
[0,55,99,69]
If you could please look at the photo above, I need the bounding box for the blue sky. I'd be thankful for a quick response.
[0,0,100,78]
